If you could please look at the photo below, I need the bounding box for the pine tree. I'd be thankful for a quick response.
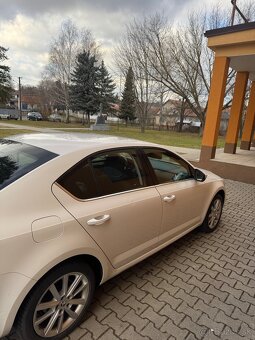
[120,66,136,124]
[98,60,116,114]
[70,51,99,125]
[0,46,12,104]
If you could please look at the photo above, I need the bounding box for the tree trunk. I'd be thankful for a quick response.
[140,115,145,133]
[178,114,184,132]
[199,119,204,137]
[87,112,90,126]
[65,105,70,123]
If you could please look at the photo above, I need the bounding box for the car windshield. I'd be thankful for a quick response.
[0,139,58,190]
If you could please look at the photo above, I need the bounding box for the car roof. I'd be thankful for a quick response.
[6,133,154,155]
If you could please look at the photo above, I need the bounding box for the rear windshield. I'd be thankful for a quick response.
[0,139,58,190]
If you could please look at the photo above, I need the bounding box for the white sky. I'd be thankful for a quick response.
[0,0,233,88]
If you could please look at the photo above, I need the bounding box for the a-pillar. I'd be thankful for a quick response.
[240,81,255,150]
[200,56,229,161]
[224,72,249,154]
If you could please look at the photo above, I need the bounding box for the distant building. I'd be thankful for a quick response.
[154,99,200,130]
[9,89,42,112]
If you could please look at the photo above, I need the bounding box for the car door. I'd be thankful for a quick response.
[143,148,207,243]
[53,148,162,269]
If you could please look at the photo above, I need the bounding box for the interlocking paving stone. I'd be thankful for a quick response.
[3,180,255,340]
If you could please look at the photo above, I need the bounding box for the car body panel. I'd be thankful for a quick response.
[156,179,211,242]
[0,272,36,337]
[52,183,162,268]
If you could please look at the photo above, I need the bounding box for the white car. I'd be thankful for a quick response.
[48,114,62,122]
[0,133,225,339]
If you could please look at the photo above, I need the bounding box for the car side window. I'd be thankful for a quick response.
[58,149,148,200]
[58,160,98,199]
[90,149,147,197]
[144,148,192,184]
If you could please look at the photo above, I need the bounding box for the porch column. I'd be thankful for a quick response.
[224,72,249,154]
[240,81,255,150]
[200,56,229,161]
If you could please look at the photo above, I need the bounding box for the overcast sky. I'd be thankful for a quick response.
[0,0,231,88]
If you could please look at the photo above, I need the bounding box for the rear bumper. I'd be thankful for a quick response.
[0,272,35,337]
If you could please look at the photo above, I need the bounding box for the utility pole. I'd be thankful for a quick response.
[18,77,22,120]
[231,0,237,26]
[230,0,249,26]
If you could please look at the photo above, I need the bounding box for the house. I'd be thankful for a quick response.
[154,99,200,130]
[10,88,42,112]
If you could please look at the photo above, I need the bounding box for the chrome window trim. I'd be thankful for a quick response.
[55,181,159,203]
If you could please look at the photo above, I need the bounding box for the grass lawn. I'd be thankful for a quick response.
[60,125,227,149]
[2,120,81,129]
[0,122,230,149]
[0,129,33,138]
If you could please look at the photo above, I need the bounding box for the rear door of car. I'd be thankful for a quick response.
[53,147,162,269]
[142,147,207,243]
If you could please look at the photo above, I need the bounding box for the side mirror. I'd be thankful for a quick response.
[194,169,206,182]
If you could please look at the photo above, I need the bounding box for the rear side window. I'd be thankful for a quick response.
[90,149,147,197]
[58,160,98,199]
[0,139,58,190]
[58,148,148,199]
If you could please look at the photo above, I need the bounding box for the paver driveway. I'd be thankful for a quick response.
[4,179,255,340]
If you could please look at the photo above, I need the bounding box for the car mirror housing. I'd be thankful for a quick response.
[194,168,206,182]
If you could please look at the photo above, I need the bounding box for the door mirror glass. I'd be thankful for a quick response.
[194,169,206,182]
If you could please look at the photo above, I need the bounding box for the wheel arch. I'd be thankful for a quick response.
[10,253,103,337]
[200,186,225,225]
[216,189,225,204]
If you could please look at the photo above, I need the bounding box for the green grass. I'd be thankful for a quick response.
[0,122,230,149]
[2,120,82,128]
[0,129,34,138]
[60,126,227,149]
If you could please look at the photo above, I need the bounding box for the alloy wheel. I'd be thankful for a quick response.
[33,272,89,338]
[208,198,222,229]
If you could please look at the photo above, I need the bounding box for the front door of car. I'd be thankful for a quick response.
[143,148,206,243]
[53,148,162,269]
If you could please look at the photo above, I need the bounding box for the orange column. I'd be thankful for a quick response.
[224,72,249,154]
[240,81,255,150]
[200,56,229,161]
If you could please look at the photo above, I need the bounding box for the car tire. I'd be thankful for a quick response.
[200,194,223,233]
[12,261,95,340]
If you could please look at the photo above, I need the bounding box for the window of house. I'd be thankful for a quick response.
[144,148,192,184]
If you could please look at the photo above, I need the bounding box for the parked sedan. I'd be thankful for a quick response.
[0,133,225,339]
[27,112,43,121]
[48,113,62,122]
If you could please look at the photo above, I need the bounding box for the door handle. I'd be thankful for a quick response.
[87,214,111,226]
[163,195,176,203]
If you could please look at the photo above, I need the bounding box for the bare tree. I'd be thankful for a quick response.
[114,4,248,134]
[114,19,162,132]
[37,79,58,115]
[141,11,237,131]
[44,19,99,123]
